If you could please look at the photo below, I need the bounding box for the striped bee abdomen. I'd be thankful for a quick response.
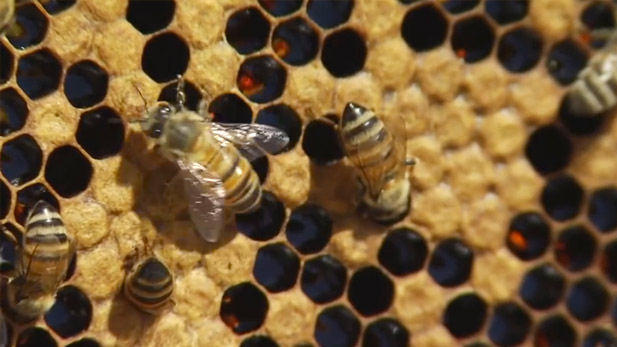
[359,177,411,225]
[124,257,174,314]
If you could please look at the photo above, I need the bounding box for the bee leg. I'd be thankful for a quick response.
[197,99,214,121]
[175,75,186,108]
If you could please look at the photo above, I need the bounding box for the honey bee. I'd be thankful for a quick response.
[0,0,15,36]
[133,76,289,242]
[338,102,415,224]
[123,252,174,314]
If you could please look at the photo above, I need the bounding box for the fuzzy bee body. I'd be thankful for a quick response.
[123,256,174,314]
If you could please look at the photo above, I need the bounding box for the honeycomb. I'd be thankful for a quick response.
[0,0,616,346]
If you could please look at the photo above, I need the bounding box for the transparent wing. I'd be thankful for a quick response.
[210,122,290,162]
[176,159,226,242]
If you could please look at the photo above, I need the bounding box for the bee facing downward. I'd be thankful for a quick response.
[339,102,415,224]
[123,252,174,314]
[134,76,289,242]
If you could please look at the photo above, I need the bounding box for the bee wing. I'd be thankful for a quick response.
[210,122,290,162]
[176,159,226,242]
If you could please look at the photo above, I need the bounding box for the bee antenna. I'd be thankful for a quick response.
[175,75,186,108]
[132,82,149,112]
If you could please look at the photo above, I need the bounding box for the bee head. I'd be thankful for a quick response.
[140,102,174,139]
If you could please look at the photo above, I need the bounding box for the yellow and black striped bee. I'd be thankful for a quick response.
[134,76,289,242]
[123,253,174,314]
[339,102,415,224]
[0,0,15,36]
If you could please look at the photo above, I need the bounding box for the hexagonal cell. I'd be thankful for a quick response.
[0,180,10,219]
[497,27,543,73]
[44,145,93,198]
[485,0,528,25]
[545,40,588,86]
[0,87,28,136]
[581,1,616,49]
[601,240,617,283]
[220,282,269,334]
[583,329,617,347]
[441,0,479,14]
[321,28,367,78]
[126,0,175,34]
[302,116,344,165]
[533,315,576,347]
[44,285,92,338]
[314,305,361,347]
[241,335,279,347]
[0,41,14,83]
[306,0,353,29]
[519,263,565,310]
[428,238,474,287]
[16,48,62,100]
[443,292,488,338]
[401,3,448,52]
[253,242,300,293]
[63,60,108,108]
[76,107,125,159]
[65,338,102,347]
[347,266,394,317]
[255,104,302,153]
[272,17,319,66]
[450,16,494,63]
[525,125,572,175]
[15,326,57,347]
[258,0,302,17]
[6,2,49,50]
[300,254,347,304]
[488,302,531,347]
[588,187,617,233]
[159,79,202,112]
[558,96,606,136]
[566,276,609,322]
[554,225,596,272]
[0,222,19,274]
[14,182,59,225]
[0,134,42,187]
[141,32,190,83]
[207,93,252,124]
[362,318,408,347]
[285,203,332,254]
[378,227,428,277]
[225,7,271,55]
[540,174,584,222]
[237,55,286,104]
[236,191,285,241]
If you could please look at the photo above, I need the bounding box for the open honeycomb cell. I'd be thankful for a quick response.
[236,191,285,241]
[220,282,269,334]
[16,48,62,100]
[566,276,609,322]
[255,104,302,153]
[558,97,605,136]
[545,39,588,86]
[300,254,347,304]
[44,145,93,198]
[141,32,190,83]
[258,0,303,17]
[580,1,615,49]
[14,182,59,225]
[39,0,76,15]
[485,0,528,25]
[76,106,125,159]
[362,318,409,347]
[540,174,583,222]
[347,266,394,316]
[306,0,353,30]
[314,305,360,347]
[0,87,28,136]
[225,7,271,55]
[450,15,495,63]
[237,55,286,103]
[519,263,565,310]
[64,60,109,109]
[285,203,332,254]
[554,225,596,272]
[208,93,252,123]
[272,17,319,66]
[241,335,279,347]
[0,134,42,187]
[7,2,49,50]
[525,125,572,175]
[442,292,487,338]
[600,240,617,283]
[251,156,269,184]
[588,187,617,233]
[253,242,300,293]
[583,329,617,347]
[487,302,531,347]
[44,285,92,338]
[428,238,474,287]
[533,315,576,347]
[377,227,428,277]
[321,28,366,78]
[158,79,202,111]
[64,338,102,347]
[497,27,543,73]
[441,0,479,14]
[401,3,448,52]
[16,326,57,347]
[301,116,344,165]
[0,41,14,83]
[126,0,175,35]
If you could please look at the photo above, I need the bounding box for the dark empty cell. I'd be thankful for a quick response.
[0,134,42,186]
[378,227,428,276]
[0,180,9,219]
[581,1,616,49]
[141,32,190,83]
[253,242,300,293]
[237,55,286,104]
[540,174,584,222]
[546,40,588,86]
[566,277,609,322]
[588,187,617,233]
[236,191,285,241]
[0,42,14,83]
[158,79,202,112]
[464,342,490,347]
[126,0,175,34]
[306,0,353,29]
[301,117,344,165]
[7,3,49,50]
[451,16,494,63]
[314,305,361,347]
[241,335,279,347]
[488,302,531,347]
[256,104,302,153]
[497,27,543,73]
[258,0,302,17]
[428,238,474,287]
[533,315,576,347]
[40,0,77,15]
[64,60,108,108]
[14,183,59,225]
[347,266,394,317]
[285,203,332,254]
[300,254,347,304]
[251,156,269,183]
[601,241,617,283]
[583,329,617,347]
[441,0,479,14]
[321,28,367,78]
[208,93,252,123]
[0,222,19,274]
[65,338,102,347]
[16,326,57,347]
[44,285,92,338]
[519,263,565,310]
[362,318,409,347]
[554,225,596,272]
[225,7,271,55]
[0,87,28,136]
[44,145,93,198]
[401,4,448,52]
[485,0,528,25]
[220,282,269,334]
[76,107,125,159]
[272,17,319,66]
[17,48,62,99]
[524,125,572,175]
[443,293,487,338]
[558,96,605,136]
